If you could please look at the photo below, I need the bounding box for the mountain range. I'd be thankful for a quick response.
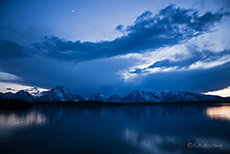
[0,86,230,103]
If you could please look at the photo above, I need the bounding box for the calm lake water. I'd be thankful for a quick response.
[0,103,230,154]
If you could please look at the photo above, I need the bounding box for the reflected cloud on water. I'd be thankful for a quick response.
[206,106,230,121]
[124,128,180,154]
[124,128,230,154]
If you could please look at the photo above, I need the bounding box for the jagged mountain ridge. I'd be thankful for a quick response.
[0,86,229,103]
[0,90,35,102]
[37,86,84,102]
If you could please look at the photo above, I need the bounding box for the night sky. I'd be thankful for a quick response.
[0,0,230,97]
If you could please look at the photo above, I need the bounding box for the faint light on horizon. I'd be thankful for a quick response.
[0,82,48,96]
[203,86,230,97]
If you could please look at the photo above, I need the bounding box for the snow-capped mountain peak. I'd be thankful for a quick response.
[38,86,75,102]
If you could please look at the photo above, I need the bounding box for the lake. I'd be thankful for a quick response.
[0,103,230,154]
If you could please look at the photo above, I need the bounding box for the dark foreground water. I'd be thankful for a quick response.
[0,103,230,154]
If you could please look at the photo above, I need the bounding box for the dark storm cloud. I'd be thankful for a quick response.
[127,4,228,33]
[33,4,229,62]
[6,88,16,91]
[0,40,30,62]
[116,24,125,34]
[116,24,124,32]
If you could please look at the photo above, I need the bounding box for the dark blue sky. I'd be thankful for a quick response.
[0,0,230,96]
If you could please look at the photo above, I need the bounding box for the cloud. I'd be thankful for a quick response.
[0,40,30,62]
[0,54,132,96]
[121,62,230,93]
[23,87,48,96]
[1,49,229,96]
[0,4,230,96]
[204,86,230,97]
[116,24,125,34]
[0,71,20,81]
[129,50,230,75]
[119,15,230,81]
[6,88,16,91]
[33,4,229,62]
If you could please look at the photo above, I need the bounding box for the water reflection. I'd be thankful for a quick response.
[0,104,229,154]
[0,110,46,137]
[206,106,230,121]
[33,104,205,121]
[124,128,230,154]
[124,128,179,154]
